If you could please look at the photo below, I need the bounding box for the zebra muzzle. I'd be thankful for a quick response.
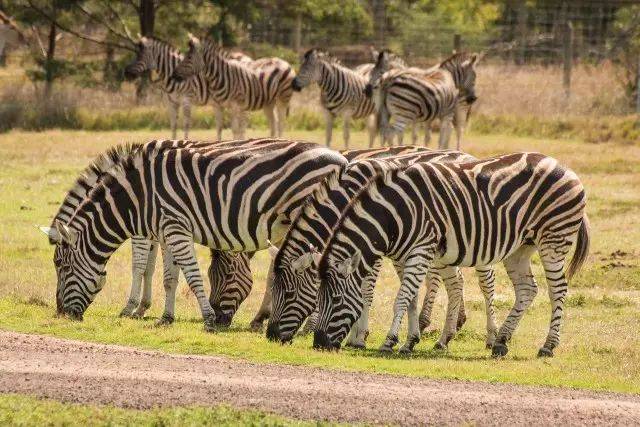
[313,330,339,351]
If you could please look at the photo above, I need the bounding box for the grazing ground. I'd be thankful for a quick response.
[0,128,639,422]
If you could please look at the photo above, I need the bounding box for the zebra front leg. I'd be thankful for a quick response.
[453,104,467,150]
[474,266,498,349]
[342,112,352,149]
[301,309,318,335]
[423,122,431,146]
[455,268,467,330]
[438,115,454,150]
[366,114,376,148]
[491,245,538,357]
[131,241,159,318]
[346,260,381,348]
[380,251,430,352]
[418,269,441,334]
[182,98,192,139]
[213,103,224,141]
[249,258,275,332]
[264,105,277,137]
[434,266,464,350]
[156,246,179,326]
[398,294,421,354]
[411,122,418,145]
[119,237,151,317]
[276,101,288,137]
[324,109,334,147]
[163,228,216,331]
[168,99,178,140]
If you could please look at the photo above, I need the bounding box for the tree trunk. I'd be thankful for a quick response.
[44,21,56,101]
[515,0,527,65]
[372,0,385,48]
[293,12,302,52]
[136,0,155,104]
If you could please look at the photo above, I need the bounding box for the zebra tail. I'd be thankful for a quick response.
[566,214,590,280]
[375,87,390,137]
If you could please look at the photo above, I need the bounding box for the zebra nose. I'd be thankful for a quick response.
[313,330,336,350]
[466,94,478,104]
[214,311,233,327]
[291,79,302,92]
[266,321,280,341]
[364,84,373,98]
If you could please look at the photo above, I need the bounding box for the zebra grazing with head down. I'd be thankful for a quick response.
[38,140,256,326]
[292,49,377,149]
[364,49,436,145]
[171,35,295,139]
[266,149,501,353]
[124,36,252,140]
[41,139,347,330]
[314,152,589,358]
[376,52,479,149]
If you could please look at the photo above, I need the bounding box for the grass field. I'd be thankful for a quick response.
[0,128,639,399]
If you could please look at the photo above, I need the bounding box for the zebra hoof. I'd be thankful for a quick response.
[249,320,264,333]
[204,315,217,333]
[492,342,509,358]
[398,345,413,354]
[433,342,447,351]
[537,347,554,358]
[456,312,467,331]
[155,315,174,327]
[118,308,134,318]
[418,319,430,335]
[379,344,395,353]
[345,340,366,350]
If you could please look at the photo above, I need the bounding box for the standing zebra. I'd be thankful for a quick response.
[266,149,500,353]
[171,35,295,139]
[124,36,252,140]
[314,153,589,358]
[292,49,377,148]
[42,139,347,329]
[39,139,256,326]
[376,52,479,149]
[364,49,436,145]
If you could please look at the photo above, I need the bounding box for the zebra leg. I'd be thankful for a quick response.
[249,258,275,332]
[162,225,216,331]
[132,241,159,318]
[168,99,178,140]
[455,268,467,330]
[324,109,334,147]
[264,105,277,137]
[346,260,381,348]
[453,104,466,150]
[119,237,150,318]
[411,123,418,145]
[434,266,464,350]
[342,112,352,149]
[418,269,441,334]
[423,122,431,146]
[182,98,191,139]
[438,115,454,150]
[276,101,288,137]
[537,240,573,358]
[214,103,224,141]
[301,310,318,335]
[156,246,179,326]
[474,266,498,349]
[491,245,538,357]
[380,251,431,352]
[399,294,421,354]
[366,114,376,148]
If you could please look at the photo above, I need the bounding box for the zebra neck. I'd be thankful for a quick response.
[154,48,179,84]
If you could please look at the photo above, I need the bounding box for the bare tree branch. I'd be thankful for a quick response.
[30,25,46,58]
[0,8,28,44]
[72,2,134,45]
[99,0,135,42]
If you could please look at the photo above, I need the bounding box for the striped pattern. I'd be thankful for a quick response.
[377,52,479,149]
[292,49,377,148]
[267,149,500,353]
[314,152,589,358]
[46,139,347,331]
[172,35,295,138]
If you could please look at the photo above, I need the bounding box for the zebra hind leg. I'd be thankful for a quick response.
[132,242,159,318]
[434,266,464,350]
[491,245,538,357]
[418,270,441,334]
[156,245,179,326]
[398,293,421,354]
[249,258,275,331]
[119,238,151,318]
[474,266,498,349]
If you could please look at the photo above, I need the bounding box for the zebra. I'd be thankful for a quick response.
[171,34,295,139]
[41,139,347,330]
[291,49,377,149]
[266,149,500,353]
[314,152,590,358]
[376,52,479,149]
[38,140,255,326]
[364,49,437,145]
[123,36,252,140]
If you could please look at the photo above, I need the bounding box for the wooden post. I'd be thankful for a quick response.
[453,34,461,53]
[636,56,640,114]
[563,21,573,100]
[293,12,302,53]
[516,0,528,65]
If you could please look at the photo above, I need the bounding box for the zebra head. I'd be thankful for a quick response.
[40,221,106,320]
[267,243,322,343]
[124,37,158,80]
[314,248,365,350]
[172,34,207,82]
[439,52,479,105]
[364,50,405,98]
[292,49,326,91]
[208,251,254,327]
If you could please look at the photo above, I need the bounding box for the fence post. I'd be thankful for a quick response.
[453,34,461,53]
[636,56,640,114]
[563,21,573,100]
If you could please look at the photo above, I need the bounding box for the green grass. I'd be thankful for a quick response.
[0,394,315,426]
[0,129,639,395]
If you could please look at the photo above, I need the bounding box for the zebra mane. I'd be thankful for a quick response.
[439,52,475,70]
[375,49,407,68]
[305,48,341,65]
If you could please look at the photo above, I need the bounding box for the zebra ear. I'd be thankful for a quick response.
[370,47,379,62]
[309,244,322,268]
[266,240,279,259]
[463,54,479,68]
[38,225,61,244]
[55,220,78,248]
[292,252,314,272]
[336,252,361,277]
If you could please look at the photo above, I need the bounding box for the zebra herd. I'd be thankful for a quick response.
[40,134,589,358]
[38,35,589,359]
[122,35,476,150]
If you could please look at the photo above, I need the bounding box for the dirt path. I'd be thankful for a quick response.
[1,331,639,425]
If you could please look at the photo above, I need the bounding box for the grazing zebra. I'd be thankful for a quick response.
[38,140,256,325]
[376,52,479,149]
[171,35,295,139]
[41,139,347,330]
[123,36,252,140]
[267,149,500,353]
[314,152,589,358]
[364,50,436,145]
[291,49,377,148]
